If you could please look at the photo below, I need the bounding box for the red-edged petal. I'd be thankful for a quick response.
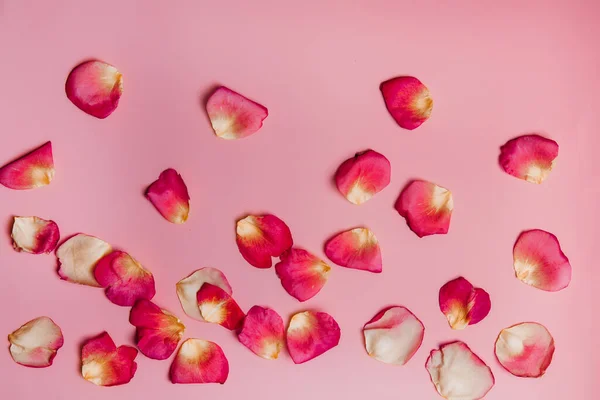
[65,60,123,119]
[426,341,495,400]
[11,216,60,254]
[286,310,340,364]
[334,149,391,205]
[129,299,185,360]
[236,214,293,268]
[0,142,54,190]
[495,322,555,378]
[8,317,64,368]
[56,234,112,287]
[275,248,331,302]
[169,339,229,384]
[145,168,190,224]
[81,332,138,386]
[439,277,491,330]
[513,229,571,292]
[238,306,285,360]
[206,86,268,140]
[380,76,433,130]
[196,284,245,330]
[176,268,233,321]
[395,180,453,237]
[324,227,382,273]
[499,135,559,184]
[363,306,424,365]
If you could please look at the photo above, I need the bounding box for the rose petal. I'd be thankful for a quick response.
[11,216,60,254]
[275,248,331,302]
[395,180,453,237]
[426,341,495,400]
[94,251,156,306]
[334,150,391,205]
[324,227,382,273]
[0,142,54,190]
[495,322,555,378]
[169,339,229,384]
[129,299,185,360]
[236,214,293,269]
[206,86,268,140]
[499,134,559,184]
[81,332,138,386]
[286,310,340,364]
[439,277,491,330]
[380,76,433,130]
[65,60,123,119]
[196,284,245,330]
[363,306,424,365]
[145,168,190,224]
[513,229,571,291]
[176,268,233,321]
[238,306,285,360]
[56,234,112,287]
[8,317,64,368]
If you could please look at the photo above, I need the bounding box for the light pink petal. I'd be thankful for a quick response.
[334,149,391,205]
[197,284,245,331]
[513,229,571,291]
[56,234,112,287]
[236,214,293,268]
[0,142,54,190]
[495,322,555,378]
[275,248,331,302]
[286,310,341,364]
[426,341,495,400]
[11,216,60,254]
[176,268,232,321]
[238,306,285,360]
[145,168,190,224]
[65,60,123,119]
[499,134,559,184]
[81,332,138,386]
[395,180,453,237]
[169,339,229,384]
[8,317,64,368]
[324,227,382,273]
[439,277,491,330]
[380,76,433,130]
[206,86,268,140]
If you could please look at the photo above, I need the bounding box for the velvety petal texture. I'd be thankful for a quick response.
[380,76,433,130]
[236,214,293,268]
[363,306,424,365]
[324,227,382,273]
[275,248,331,302]
[176,268,232,321]
[395,180,453,237]
[197,284,245,330]
[439,277,491,330]
[170,339,229,384]
[81,332,138,386]
[286,311,341,364]
[8,317,64,368]
[238,306,285,360]
[334,150,391,205]
[145,168,190,224]
[56,234,112,287]
[499,134,559,184]
[0,142,54,190]
[11,216,60,254]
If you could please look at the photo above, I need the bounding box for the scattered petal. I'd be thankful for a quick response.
[206,86,268,140]
[426,341,495,400]
[129,299,185,360]
[197,284,245,330]
[236,214,293,268]
[11,216,60,254]
[176,268,232,321]
[275,248,331,302]
[324,227,382,273]
[145,168,190,224]
[334,149,391,205]
[56,234,112,286]
[65,60,123,119]
[238,306,285,360]
[363,306,424,365]
[8,317,64,368]
[81,332,137,386]
[169,339,229,384]
[439,277,491,330]
[380,76,433,130]
[395,180,453,237]
[499,134,559,184]
[0,142,54,190]
[513,229,571,291]
[286,311,340,364]
[495,322,555,378]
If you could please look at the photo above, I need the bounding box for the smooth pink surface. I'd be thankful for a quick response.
[0,1,597,399]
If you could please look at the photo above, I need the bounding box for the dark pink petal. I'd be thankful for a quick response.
[8,317,64,368]
[334,150,391,205]
[380,76,433,130]
[169,339,229,384]
[395,180,453,237]
[499,134,559,184]
[275,248,331,302]
[238,306,285,360]
[11,216,60,254]
[0,142,54,190]
[236,214,293,268]
[56,234,112,287]
[196,284,245,330]
[176,268,233,321]
[81,332,138,386]
[324,227,382,273]
[145,168,190,224]
[286,311,340,364]
[439,277,491,330]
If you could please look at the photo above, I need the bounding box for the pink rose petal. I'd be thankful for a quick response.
[0,141,54,190]
[176,268,232,321]
[145,168,190,224]
[324,227,382,273]
[238,306,285,360]
[169,339,229,384]
[395,180,453,237]
[275,248,331,302]
[499,134,559,184]
[286,310,340,364]
[197,284,245,331]
[236,214,293,268]
[8,317,64,368]
[380,76,433,130]
[334,149,391,205]
[439,277,491,330]
[56,234,112,287]
[11,216,60,254]
[81,332,138,386]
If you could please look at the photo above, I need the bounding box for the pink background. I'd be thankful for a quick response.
[0,1,598,399]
